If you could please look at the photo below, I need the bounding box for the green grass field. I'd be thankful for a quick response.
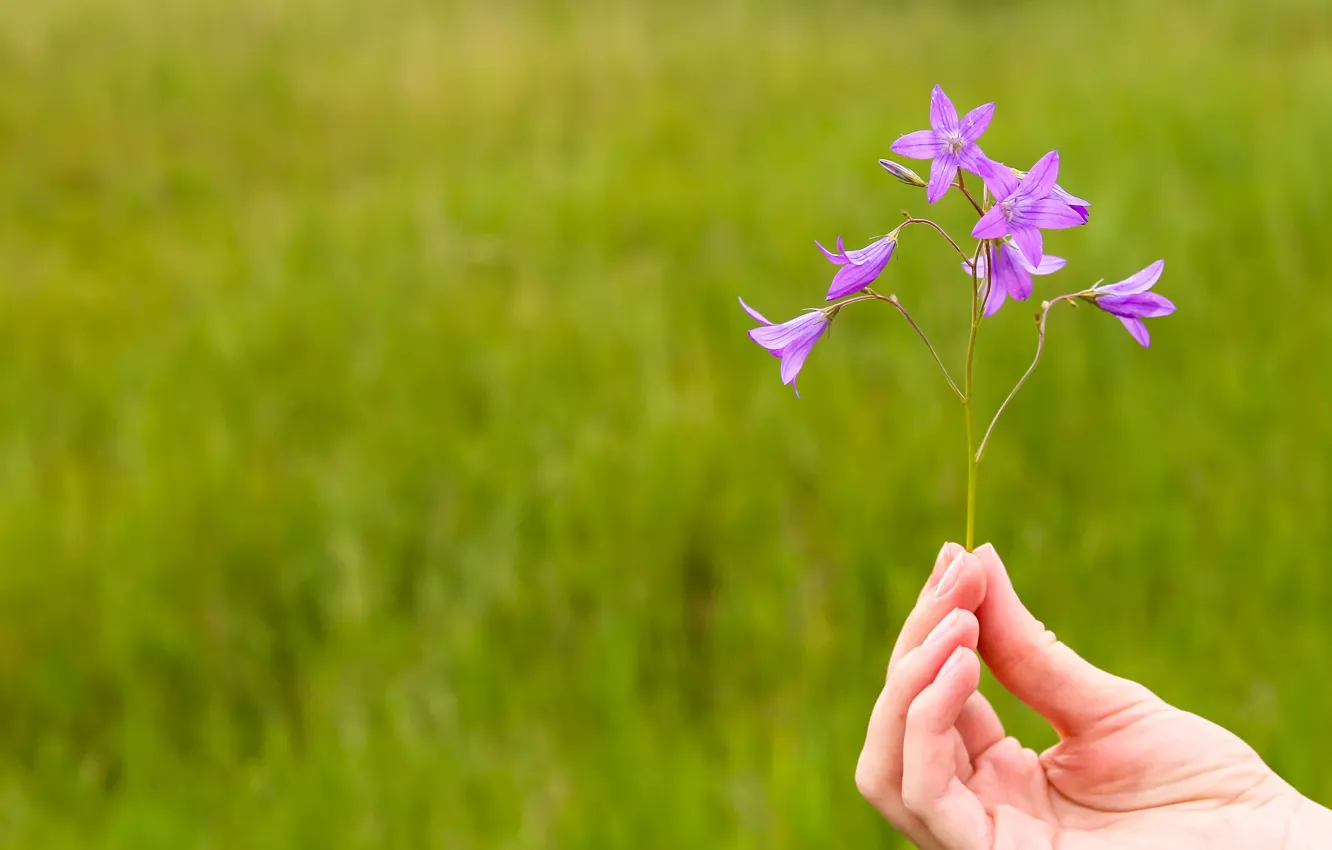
[1,0,1330,846]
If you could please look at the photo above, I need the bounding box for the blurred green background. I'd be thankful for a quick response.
[1,0,1329,846]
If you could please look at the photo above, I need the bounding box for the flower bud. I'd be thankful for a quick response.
[879,159,926,188]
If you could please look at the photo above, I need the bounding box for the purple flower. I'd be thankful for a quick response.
[890,86,995,204]
[962,240,1066,316]
[740,298,831,397]
[972,152,1086,267]
[1008,164,1092,223]
[815,234,897,301]
[1091,260,1173,347]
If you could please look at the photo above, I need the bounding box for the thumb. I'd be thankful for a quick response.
[973,543,1156,737]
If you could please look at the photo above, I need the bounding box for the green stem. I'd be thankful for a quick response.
[963,241,983,551]
[975,293,1081,463]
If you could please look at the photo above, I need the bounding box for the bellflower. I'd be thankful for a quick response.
[963,240,1066,316]
[815,234,897,301]
[1090,260,1173,347]
[1009,165,1092,223]
[740,298,831,397]
[890,86,995,204]
[972,152,1085,266]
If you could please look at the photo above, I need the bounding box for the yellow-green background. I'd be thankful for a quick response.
[1,0,1329,846]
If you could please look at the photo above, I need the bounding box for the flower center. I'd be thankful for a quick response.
[1001,198,1016,220]
[943,131,965,155]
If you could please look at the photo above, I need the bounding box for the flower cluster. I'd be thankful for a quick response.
[739,86,1175,546]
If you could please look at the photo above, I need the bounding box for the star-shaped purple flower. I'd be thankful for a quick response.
[890,86,995,204]
[972,152,1085,267]
[962,240,1066,316]
[1091,260,1173,347]
[815,234,897,301]
[740,298,831,397]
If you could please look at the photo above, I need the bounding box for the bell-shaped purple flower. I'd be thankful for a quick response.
[972,152,1086,267]
[815,234,897,301]
[962,240,1066,316]
[740,298,831,397]
[890,85,995,204]
[1091,260,1173,347]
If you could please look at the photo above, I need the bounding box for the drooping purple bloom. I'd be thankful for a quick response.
[972,152,1086,267]
[815,234,897,301]
[1091,260,1173,347]
[890,86,995,204]
[962,240,1066,316]
[740,298,831,397]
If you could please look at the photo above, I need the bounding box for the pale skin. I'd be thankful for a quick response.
[857,543,1332,849]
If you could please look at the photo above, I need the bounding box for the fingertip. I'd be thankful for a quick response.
[940,646,980,688]
[936,552,986,612]
[954,609,980,650]
[926,542,968,591]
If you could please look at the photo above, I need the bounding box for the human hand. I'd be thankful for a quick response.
[855,542,1332,849]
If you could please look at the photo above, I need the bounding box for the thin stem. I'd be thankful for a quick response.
[963,240,983,550]
[899,218,969,263]
[867,290,964,400]
[954,171,985,217]
[975,241,994,319]
[974,294,1080,463]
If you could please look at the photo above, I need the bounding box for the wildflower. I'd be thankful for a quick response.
[1007,164,1092,223]
[890,86,995,204]
[963,240,1066,316]
[815,234,897,301]
[740,298,832,397]
[972,151,1085,266]
[1089,260,1173,347]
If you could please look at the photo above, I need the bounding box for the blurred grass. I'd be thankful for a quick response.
[0,0,1330,846]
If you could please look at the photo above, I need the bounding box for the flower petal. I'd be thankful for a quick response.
[971,204,1009,239]
[929,85,959,133]
[956,144,990,177]
[891,129,945,159]
[959,102,994,144]
[1052,184,1091,208]
[982,275,1008,316]
[738,296,773,326]
[1016,198,1086,230]
[927,155,959,204]
[1098,292,1176,319]
[1032,254,1066,275]
[977,157,1020,200]
[815,239,848,265]
[1099,259,1165,296]
[749,312,825,351]
[780,326,824,387]
[1118,316,1151,347]
[827,239,894,300]
[1010,223,1044,267]
[997,244,1034,301]
[960,250,990,280]
[843,235,894,266]
[1019,151,1060,199]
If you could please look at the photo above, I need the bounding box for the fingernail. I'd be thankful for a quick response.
[934,552,966,597]
[922,609,959,647]
[940,647,970,677]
